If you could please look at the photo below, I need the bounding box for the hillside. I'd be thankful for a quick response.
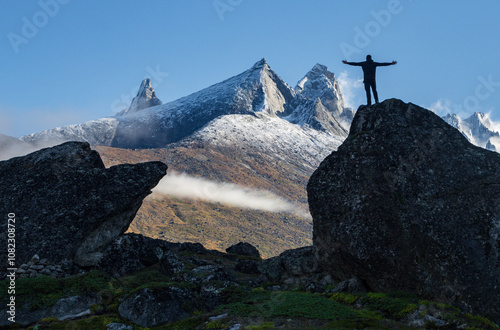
[94,140,319,258]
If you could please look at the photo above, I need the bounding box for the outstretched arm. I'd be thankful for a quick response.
[375,60,397,66]
[342,60,363,66]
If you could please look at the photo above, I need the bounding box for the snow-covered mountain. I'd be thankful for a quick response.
[443,112,500,151]
[294,63,354,126]
[20,59,350,153]
[176,112,346,175]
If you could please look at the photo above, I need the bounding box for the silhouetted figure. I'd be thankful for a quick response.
[342,55,397,106]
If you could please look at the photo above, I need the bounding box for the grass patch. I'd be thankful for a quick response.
[0,270,111,311]
[31,314,126,329]
[158,315,207,329]
[329,293,359,305]
[324,319,393,329]
[246,321,275,329]
[358,292,418,319]
[220,290,360,321]
[63,270,110,295]
[464,313,499,329]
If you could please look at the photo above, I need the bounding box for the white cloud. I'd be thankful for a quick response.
[0,138,64,161]
[337,71,363,109]
[152,171,310,218]
[485,110,500,132]
[429,99,453,117]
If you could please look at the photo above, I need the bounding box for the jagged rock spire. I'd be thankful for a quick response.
[122,78,162,115]
[295,63,346,118]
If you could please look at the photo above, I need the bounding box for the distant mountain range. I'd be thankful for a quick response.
[3,58,497,156]
[20,59,352,151]
[443,112,499,151]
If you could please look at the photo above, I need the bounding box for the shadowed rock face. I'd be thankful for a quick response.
[0,141,167,267]
[308,99,500,321]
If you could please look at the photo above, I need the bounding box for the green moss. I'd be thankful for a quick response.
[31,315,127,330]
[464,313,499,329]
[63,270,109,294]
[329,293,359,305]
[89,303,105,314]
[38,316,60,323]
[159,315,207,329]
[66,315,125,329]
[221,290,360,320]
[11,276,63,310]
[117,265,170,291]
[246,321,275,329]
[206,319,229,329]
[355,308,385,321]
[359,292,418,319]
[0,271,114,312]
[324,319,393,329]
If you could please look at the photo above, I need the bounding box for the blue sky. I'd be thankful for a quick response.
[1,0,500,137]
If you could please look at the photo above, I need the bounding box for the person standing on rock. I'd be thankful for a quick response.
[342,55,397,106]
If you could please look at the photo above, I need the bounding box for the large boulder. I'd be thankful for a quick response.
[0,142,167,267]
[258,246,320,281]
[97,233,162,278]
[308,99,500,321]
[226,242,261,258]
[118,287,192,327]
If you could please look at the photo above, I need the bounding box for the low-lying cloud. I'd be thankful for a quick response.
[153,171,310,218]
[0,137,66,161]
[337,71,363,110]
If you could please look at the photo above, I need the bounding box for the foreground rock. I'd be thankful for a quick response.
[0,141,167,267]
[308,99,500,321]
[226,242,261,258]
[118,287,192,327]
[258,246,320,282]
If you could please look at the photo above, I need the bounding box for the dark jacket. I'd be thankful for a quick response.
[344,59,393,82]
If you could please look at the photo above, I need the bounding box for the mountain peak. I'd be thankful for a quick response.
[138,77,153,92]
[311,63,329,74]
[295,63,346,120]
[251,58,268,70]
[296,63,337,92]
[120,78,162,115]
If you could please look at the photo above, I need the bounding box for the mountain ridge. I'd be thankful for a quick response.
[20,59,350,149]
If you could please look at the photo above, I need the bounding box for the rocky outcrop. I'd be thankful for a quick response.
[258,246,320,282]
[119,78,162,115]
[118,287,192,327]
[97,233,162,278]
[308,99,500,321]
[0,141,167,268]
[226,242,261,258]
[0,294,99,326]
[16,254,65,278]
